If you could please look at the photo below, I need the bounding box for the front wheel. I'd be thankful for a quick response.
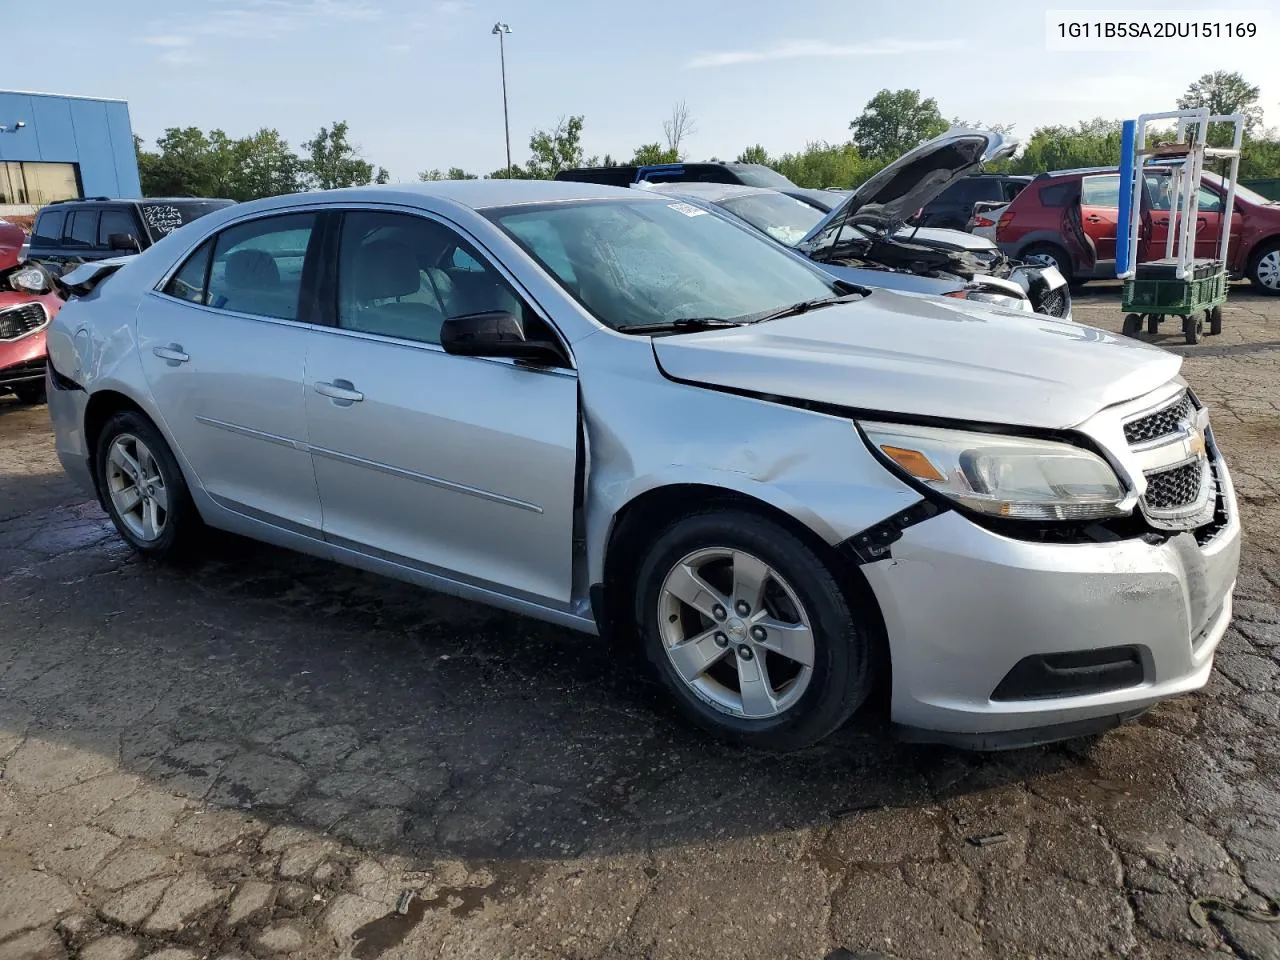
[1183,314,1203,345]
[95,410,202,560]
[634,510,874,751]
[1122,314,1143,337]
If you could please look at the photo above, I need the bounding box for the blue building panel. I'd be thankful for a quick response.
[0,90,141,200]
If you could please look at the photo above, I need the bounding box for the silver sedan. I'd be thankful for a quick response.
[46,180,1240,751]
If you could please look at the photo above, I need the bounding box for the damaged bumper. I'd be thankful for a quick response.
[859,459,1240,748]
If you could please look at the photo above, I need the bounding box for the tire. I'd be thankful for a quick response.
[1122,314,1143,337]
[94,410,202,560]
[12,384,46,405]
[1209,305,1223,336]
[634,509,874,751]
[1146,314,1160,335]
[1183,314,1202,345]
[1020,243,1073,285]
[1247,240,1280,295]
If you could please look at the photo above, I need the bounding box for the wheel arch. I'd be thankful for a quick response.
[592,482,890,698]
[82,388,199,508]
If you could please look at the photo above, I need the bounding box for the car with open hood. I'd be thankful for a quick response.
[45,179,1238,752]
[0,219,62,405]
[794,129,1070,318]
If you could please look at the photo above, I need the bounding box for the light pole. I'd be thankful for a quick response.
[491,22,512,177]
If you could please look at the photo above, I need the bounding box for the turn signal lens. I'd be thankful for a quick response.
[881,445,946,482]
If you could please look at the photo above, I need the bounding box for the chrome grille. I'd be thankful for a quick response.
[1124,392,1193,446]
[1144,461,1203,510]
[0,303,47,341]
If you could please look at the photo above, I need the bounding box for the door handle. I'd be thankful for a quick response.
[314,379,364,403]
[1085,215,1103,223]
[152,344,189,363]
[1153,217,1168,225]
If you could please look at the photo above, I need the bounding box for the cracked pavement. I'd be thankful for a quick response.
[1,284,1279,960]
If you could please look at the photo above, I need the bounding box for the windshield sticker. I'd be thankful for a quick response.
[141,204,184,236]
[667,202,707,218]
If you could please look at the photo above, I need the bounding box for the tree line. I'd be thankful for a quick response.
[137,71,1280,201]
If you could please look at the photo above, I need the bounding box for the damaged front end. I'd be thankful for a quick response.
[0,220,64,399]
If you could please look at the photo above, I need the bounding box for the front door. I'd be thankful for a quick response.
[135,212,323,532]
[304,209,579,603]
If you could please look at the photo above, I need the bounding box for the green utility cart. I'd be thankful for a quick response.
[1115,109,1243,345]
[1121,258,1227,345]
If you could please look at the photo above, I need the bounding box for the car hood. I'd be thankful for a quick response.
[799,129,1017,243]
[651,290,1179,430]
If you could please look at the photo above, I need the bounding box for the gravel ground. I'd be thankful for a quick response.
[1,283,1278,960]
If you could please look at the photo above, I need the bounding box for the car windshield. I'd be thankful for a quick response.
[488,198,839,331]
[732,165,797,190]
[718,193,825,247]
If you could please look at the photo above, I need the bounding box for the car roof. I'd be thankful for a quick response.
[1039,166,1119,179]
[314,179,650,210]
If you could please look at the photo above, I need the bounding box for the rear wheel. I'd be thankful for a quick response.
[1247,241,1280,295]
[1146,314,1160,335]
[1122,314,1143,337]
[1183,314,1203,345]
[12,384,45,405]
[635,509,874,751]
[1021,243,1073,285]
[95,410,202,560]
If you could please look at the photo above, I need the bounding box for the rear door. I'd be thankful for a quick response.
[135,212,324,532]
[96,207,144,255]
[1191,183,1241,260]
[1080,173,1121,263]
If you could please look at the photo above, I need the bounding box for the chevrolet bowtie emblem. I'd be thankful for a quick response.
[1189,429,1207,458]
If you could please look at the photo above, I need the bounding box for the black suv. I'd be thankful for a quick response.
[915,174,1030,230]
[555,161,799,190]
[27,197,235,275]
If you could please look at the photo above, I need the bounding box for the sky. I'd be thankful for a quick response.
[34,0,1280,180]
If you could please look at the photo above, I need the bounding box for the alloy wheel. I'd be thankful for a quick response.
[1256,250,1280,290]
[105,433,169,542]
[657,547,815,719]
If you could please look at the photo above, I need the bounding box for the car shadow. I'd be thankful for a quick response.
[0,473,1102,868]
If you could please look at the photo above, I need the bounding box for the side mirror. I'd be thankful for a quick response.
[108,233,141,253]
[440,311,564,365]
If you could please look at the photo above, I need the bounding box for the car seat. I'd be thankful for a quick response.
[346,239,445,343]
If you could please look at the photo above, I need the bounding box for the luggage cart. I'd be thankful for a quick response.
[1115,109,1244,344]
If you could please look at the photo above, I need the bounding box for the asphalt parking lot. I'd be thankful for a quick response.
[1,284,1279,960]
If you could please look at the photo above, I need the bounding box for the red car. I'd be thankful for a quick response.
[996,165,1280,293]
[0,220,63,405]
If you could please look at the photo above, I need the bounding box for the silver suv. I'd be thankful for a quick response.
[45,180,1240,751]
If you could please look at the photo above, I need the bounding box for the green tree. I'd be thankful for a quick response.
[631,143,679,165]
[524,115,586,179]
[302,121,377,190]
[736,144,771,165]
[230,128,303,200]
[773,141,875,189]
[850,89,948,160]
[419,167,478,181]
[1178,71,1264,136]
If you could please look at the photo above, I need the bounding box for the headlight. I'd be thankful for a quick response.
[944,289,1032,312]
[9,266,48,294]
[859,421,1129,521]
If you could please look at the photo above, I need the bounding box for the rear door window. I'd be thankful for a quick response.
[65,210,100,248]
[205,214,316,321]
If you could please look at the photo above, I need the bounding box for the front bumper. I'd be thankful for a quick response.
[0,329,46,389]
[861,457,1240,745]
